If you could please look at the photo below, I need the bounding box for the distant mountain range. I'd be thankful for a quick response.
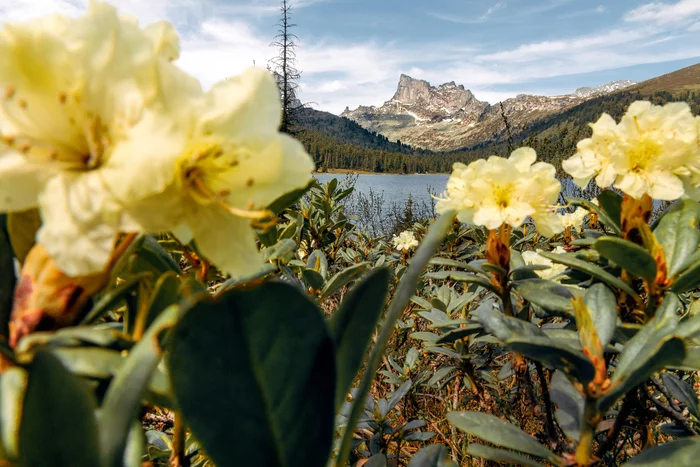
[293,63,700,174]
[340,75,636,151]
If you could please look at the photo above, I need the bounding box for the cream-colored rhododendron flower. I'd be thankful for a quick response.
[436,147,564,236]
[562,114,618,190]
[0,0,201,276]
[392,231,419,252]
[125,67,315,279]
[563,101,698,200]
[522,246,567,280]
[561,207,589,230]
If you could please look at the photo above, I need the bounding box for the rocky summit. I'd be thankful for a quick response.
[341,75,636,151]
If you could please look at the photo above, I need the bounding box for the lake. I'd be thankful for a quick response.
[314,173,449,208]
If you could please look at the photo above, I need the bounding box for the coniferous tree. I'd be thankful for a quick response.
[269,0,302,134]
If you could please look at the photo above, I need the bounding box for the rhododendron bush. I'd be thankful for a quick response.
[1,2,700,467]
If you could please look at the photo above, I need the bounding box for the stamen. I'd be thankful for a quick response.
[191,177,275,223]
[4,85,15,99]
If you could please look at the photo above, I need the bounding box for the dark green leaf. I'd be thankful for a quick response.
[302,268,325,290]
[428,257,485,275]
[624,437,700,466]
[0,214,15,339]
[330,267,390,410]
[381,379,412,418]
[477,305,546,342]
[436,325,483,344]
[267,179,313,214]
[661,373,699,419]
[600,293,685,412]
[654,199,700,277]
[364,454,387,467]
[447,411,558,463]
[19,350,101,467]
[508,337,596,383]
[670,256,700,294]
[595,237,657,281]
[567,190,622,234]
[143,271,180,330]
[408,444,456,467]
[306,249,329,279]
[100,306,180,467]
[426,270,499,293]
[321,262,369,298]
[262,238,296,262]
[539,252,639,299]
[81,274,148,325]
[550,371,584,441]
[336,212,456,466]
[169,282,335,467]
[513,279,576,317]
[584,284,619,349]
[466,444,547,467]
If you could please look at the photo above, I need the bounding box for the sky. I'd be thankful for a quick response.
[2,0,700,114]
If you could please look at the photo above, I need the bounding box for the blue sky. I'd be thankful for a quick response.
[3,0,700,114]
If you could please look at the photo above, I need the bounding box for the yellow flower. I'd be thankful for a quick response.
[436,147,564,236]
[392,231,419,251]
[562,113,618,191]
[561,207,589,230]
[563,101,698,200]
[522,246,567,281]
[124,67,315,279]
[0,1,200,276]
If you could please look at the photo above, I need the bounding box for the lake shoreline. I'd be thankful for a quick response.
[314,169,446,175]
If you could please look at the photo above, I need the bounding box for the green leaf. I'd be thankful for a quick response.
[7,208,41,264]
[302,268,325,290]
[381,379,412,418]
[477,305,546,342]
[99,305,180,467]
[306,249,329,279]
[19,350,101,467]
[594,237,657,281]
[0,214,16,339]
[408,444,457,467]
[0,367,26,460]
[330,267,390,410]
[169,282,336,467]
[143,271,180,330]
[435,325,483,344]
[447,411,558,464]
[466,444,547,467]
[512,279,576,317]
[80,274,148,325]
[321,262,369,298]
[583,284,619,349]
[508,337,596,383]
[624,437,700,466]
[50,347,125,380]
[549,371,583,441]
[336,211,456,466]
[538,251,639,299]
[600,293,686,412]
[364,454,388,467]
[654,199,700,277]
[268,179,313,214]
[661,373,699,419]
[567,190,622,234]
[262,238,296,262]
[428,257,485,275]
[123,421,145,467]
[426,271,499,293]
[670,256,700,294]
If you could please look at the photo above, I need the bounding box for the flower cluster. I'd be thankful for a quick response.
[0,1,314,278]
[562,101,700,201]
[561,207,589,230]
[392,230,419,252]
[522,246,568,281]
[436,147,564,236]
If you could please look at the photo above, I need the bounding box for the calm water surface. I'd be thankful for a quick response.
[314,173,449,207]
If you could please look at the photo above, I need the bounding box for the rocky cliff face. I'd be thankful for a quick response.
[341,75,636,151]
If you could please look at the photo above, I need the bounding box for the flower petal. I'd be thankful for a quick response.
[0,151,52,211]
[188,206,263,279]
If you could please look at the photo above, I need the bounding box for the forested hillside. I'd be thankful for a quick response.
[295,63,700,173]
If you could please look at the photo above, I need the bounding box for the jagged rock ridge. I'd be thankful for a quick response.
[341,75,636,151]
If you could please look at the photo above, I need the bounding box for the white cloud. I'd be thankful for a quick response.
[625,0,700,24]
[481,2,506,21]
